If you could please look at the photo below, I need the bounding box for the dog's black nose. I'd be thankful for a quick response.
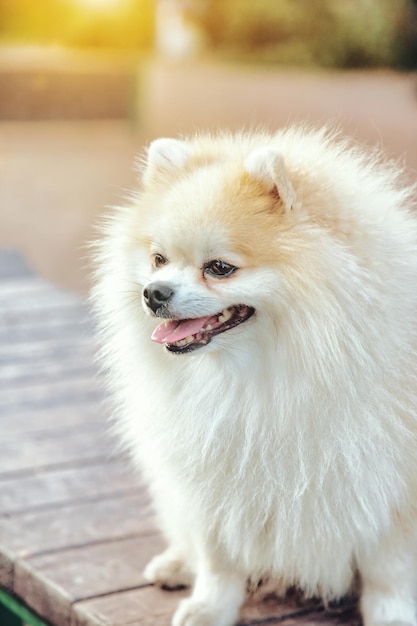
[143,282,174,314]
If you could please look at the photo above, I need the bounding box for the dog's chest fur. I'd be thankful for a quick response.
[118,337,410,597]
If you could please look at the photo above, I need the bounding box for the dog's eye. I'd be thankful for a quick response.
[153,253,168,268]
[204,260,238,278]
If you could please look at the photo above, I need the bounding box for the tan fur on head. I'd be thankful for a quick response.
[244,147,297,212]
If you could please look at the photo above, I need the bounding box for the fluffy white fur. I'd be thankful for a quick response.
[91,127,417,626]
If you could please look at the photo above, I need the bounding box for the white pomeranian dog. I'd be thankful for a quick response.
[92,127,417,626]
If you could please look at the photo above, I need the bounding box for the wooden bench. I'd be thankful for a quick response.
[0,250,359,626]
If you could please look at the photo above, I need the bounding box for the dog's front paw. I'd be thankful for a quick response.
[144,549,193,589]
[361,590,417,626]
[172,598,237,626]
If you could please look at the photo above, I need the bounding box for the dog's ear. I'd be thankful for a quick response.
[245,147,296,212]
[143,138,189,185]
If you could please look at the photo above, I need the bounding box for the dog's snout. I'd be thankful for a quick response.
[143,282,174,313]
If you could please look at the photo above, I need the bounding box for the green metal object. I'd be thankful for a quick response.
[0,588,50,626]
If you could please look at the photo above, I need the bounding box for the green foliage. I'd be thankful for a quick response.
[199,0,417,69]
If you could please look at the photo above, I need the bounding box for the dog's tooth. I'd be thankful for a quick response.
[174,338,187,347]
[220,308,233,323]
[172,335,195,347]
[206,324,213,331]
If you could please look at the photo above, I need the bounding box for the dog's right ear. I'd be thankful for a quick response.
[142,138,190,185]
[245,147,297,213]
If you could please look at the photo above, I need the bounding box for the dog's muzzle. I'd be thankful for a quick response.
[143,281,174,315]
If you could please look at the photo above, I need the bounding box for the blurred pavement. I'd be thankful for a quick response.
[0,120,141,295]
[1,63,416,296]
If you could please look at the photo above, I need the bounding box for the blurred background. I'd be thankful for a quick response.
[1,0,416,295]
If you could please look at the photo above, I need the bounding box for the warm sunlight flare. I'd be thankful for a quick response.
[0,0,154,50]
[73,0,128,9]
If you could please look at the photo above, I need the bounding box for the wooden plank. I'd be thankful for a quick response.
[0,285,87,311]
[239,607,360,625]
[0,545,15,591]
[0,285,92,338]
[0,459,140,515]
[71,587,299,626]
[71,586,359,626]
[0,294,84,314]
[14,534,165,626]
[0,278,82,310]
[0,311,95,345]
[0,337,96,366]
[0,350,97,384]
[0,427,116,475]
[0,403,105,435]
[0,491,153,559]
[0,306,95,344]
[0,377,104,412]
[0,287,85,311]
[0,301,90,323]
[0,359,98,384]
[241,589,356,624]
[0,311,95,363]
[240,593,320,624]
[72,586,188,626]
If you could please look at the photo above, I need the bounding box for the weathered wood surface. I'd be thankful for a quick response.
[0,250,360,626]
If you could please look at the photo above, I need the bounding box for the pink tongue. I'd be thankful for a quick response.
[151,315,212,344]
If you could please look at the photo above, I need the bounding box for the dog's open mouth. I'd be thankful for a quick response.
[151,304,255,354]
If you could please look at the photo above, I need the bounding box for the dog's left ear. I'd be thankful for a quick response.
[245,147,296,212]
[143,138,190,185]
